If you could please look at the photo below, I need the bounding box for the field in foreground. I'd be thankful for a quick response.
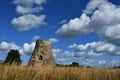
[0,65,120,80]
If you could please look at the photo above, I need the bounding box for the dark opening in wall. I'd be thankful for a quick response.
[32,56,35,59]
[39,55,43,60]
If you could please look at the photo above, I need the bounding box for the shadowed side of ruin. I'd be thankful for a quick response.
[28,40,56,66]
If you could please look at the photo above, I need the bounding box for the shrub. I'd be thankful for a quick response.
[4,49,22,65]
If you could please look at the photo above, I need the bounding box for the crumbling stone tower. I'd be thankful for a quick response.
[28,40,56,66]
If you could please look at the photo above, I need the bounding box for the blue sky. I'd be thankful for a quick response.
[0,0,120,67]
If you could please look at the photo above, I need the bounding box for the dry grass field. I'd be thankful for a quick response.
[0,65,120,80]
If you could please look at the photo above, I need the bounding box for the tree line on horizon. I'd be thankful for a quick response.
[0,49,120,69]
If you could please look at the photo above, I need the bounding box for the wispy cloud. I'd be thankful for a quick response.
[49,38,59,43]
[32,35,41,41]
[60,19,67,24]
[13,0,46,14]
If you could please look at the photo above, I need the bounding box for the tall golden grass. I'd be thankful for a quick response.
[0,64,120,80]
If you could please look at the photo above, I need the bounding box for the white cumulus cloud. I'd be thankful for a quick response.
[12,14,46,31]
[84,0,108,14]
[57,0,120,46]
[22,42,36,54]
[0,41,20,54]
[69,41,120,58]
[0,41,36,55]
[57,14,91,38]
[84,58,94,66]
[52,48,61,57]
[12,0,46,31]
[98,60,119,68]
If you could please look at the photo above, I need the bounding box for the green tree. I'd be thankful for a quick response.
[70,62,79,67]
[4,50,22,65]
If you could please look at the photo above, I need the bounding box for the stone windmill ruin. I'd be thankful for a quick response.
[28,40,56,66]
